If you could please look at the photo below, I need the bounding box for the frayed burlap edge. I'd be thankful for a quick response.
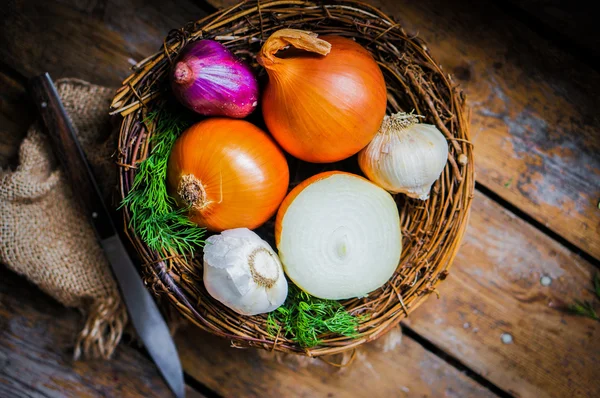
[74,295,128,360]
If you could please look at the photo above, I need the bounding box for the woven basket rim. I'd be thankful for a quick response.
[112,0,474,359]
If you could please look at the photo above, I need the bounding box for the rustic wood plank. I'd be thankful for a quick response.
[0,268,206,398]
[205,0,600,260]
[403,191,600,398]
[175,325,497,398]
[2,0,599,397]
[0,72,34,167]
[503,0,600,61]
[1,0,205,87]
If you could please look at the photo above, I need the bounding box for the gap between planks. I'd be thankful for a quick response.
[2,0,596,394]
[401,324,513,398]
[0,268,209,398]
[477,182,600,270]
[492,0,600,71]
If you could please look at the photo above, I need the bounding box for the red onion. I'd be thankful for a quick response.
[170,40,259,118]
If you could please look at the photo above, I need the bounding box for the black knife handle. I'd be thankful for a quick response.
[29,73,116,240]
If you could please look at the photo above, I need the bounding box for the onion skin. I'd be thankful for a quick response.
[167,118,289,232]
[258,30,387,163]
[171,40,259,118]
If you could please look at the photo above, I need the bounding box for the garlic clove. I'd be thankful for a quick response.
[405,185,434,201]
[225,264,253,296]
[358,113,448,201]
[222,227,261,240]
[203,228,288,316]
[204,266,243,303]
[203,236,235,269]
[266,276,289,305]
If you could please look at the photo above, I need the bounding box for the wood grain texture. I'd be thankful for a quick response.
[0,73,34,167]
[0,268,205,398]
[403,191,600,398]
[203,0,600,259]
[505,0,600,61]
[2,0,599,397]
[175,325,496,398]
[1,0,204,86]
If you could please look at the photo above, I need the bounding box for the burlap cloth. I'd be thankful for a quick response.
[0,79,126,359]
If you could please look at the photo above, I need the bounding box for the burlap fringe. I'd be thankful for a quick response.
[74,295,128,360]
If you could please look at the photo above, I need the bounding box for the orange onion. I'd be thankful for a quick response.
[257,29,387,163]
[167,118,289,232]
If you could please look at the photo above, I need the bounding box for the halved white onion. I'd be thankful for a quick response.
[275,171,402,300]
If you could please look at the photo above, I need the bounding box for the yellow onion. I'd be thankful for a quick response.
[275,171,401,299]
[167,118,289,232]
[257,29,387,163]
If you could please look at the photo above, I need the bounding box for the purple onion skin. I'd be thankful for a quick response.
[170,40,259,118]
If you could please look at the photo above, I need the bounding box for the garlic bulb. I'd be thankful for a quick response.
[203,228,288,315]
[358,113,448,200]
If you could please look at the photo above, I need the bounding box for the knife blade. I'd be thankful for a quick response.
[29,73,185,398]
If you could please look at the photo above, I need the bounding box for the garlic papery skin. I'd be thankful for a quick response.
[358,113,449,200]
[203,228,288,316]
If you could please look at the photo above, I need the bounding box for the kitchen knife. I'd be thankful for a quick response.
[29,73,185,398]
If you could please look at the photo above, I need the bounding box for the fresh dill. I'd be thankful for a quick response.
[267,284,363,347]
[121,104,205,253]
[569,300,598,321]
[568,273,600,321]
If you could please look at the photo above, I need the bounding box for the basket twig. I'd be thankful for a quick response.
[113,0,473,357]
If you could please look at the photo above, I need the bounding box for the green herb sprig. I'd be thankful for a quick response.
[570,300,598,320]
[569,273,600,321]
[267,285,364,347]
[121,104,205,253]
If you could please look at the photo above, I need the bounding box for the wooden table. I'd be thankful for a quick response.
[1,0,599,397]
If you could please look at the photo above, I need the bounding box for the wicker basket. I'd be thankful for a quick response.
[111,0,473,358]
